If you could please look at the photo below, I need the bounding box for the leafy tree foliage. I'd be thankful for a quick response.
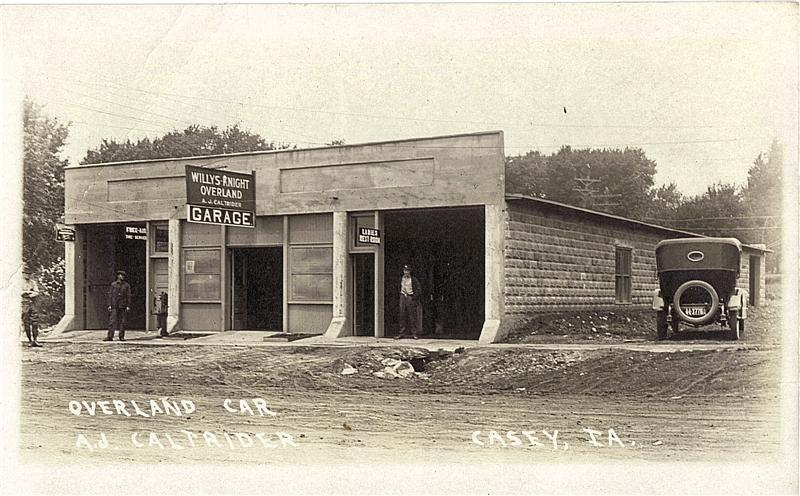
[506,146,657,219]
[23,98,70,325]
[743,140,782,218]
[672,183,747,236]
[506,141,784,274]
[81,124,292,164]
[23,98,68,274]
[742,139,783,270]
[505,150,547,198]
[647,182,684,223]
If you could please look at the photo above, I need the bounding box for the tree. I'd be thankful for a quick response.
[23,97,69,274]
[742,139,783,271]
[81,124,292,164]
[670,183,747,238]
[23,98,70,325]
[505,146,657,219]
[505,150,547,197]
[647,182,684,223]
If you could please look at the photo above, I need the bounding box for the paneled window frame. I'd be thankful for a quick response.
[615,246,633,304]
[288,243,333,304]
[182,247,222,302]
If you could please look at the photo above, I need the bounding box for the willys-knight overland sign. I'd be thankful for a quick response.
[185,164,256,228]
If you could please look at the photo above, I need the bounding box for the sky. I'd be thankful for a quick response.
[1,3,797,197]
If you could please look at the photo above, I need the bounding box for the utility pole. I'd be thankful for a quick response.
[573,165,621,210]
[592,186,622,210]
[573,176,601,208]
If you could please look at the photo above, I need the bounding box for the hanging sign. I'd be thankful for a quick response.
[185,164,256,228]
[357,227,381,245]
[55,224,75,242]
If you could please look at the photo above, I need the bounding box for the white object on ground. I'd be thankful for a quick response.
[341,363,358,375]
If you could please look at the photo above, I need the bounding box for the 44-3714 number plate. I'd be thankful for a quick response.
[682,305,708,317]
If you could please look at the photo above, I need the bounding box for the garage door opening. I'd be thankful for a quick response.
[83,223,147,330]
[231,247,283,330]
[383,207,485,339]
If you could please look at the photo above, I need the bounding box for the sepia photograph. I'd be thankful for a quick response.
[0,3,797,494]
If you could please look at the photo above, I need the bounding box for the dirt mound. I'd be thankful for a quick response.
[326,346,430,375]
[504,309,655,343]
[425,348,584,389]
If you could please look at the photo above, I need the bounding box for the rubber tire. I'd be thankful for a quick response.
[673,280,720,326]
[670,310,681,337]
[728,310,740,341]
[656,311,668,341]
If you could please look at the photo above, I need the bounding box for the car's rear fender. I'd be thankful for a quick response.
[727,289,748,318]
[652,289,665,311]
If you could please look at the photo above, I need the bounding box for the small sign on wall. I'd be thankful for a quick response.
[124,226,147,241]
[55,224,75,242]
[357,227,381,245]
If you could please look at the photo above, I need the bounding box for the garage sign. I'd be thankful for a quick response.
[186,165,256,228]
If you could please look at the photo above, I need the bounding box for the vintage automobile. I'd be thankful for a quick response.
[653,237,747,341]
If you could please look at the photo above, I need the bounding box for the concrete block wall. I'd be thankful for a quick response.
[737,251,767,306]
[504,201,677,317]
[503,200,767,322]
[737,256,750,301]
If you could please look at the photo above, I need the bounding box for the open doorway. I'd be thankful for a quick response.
[383,207,485,339]
[352,253,375,336]
[231,247,283,330]
[83,223,147,329]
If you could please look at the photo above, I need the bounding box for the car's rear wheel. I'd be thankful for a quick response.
[656,311,668,341]
[728,310,741,341]
[670,309,681,338]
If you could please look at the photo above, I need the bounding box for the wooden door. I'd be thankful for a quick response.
[150,258,169,329]
[84,226,115,329]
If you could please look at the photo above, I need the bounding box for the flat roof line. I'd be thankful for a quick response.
[65,130,504,170]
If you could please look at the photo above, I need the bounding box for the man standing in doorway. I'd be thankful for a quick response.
[395,265,423,340]
[106,270,131,342]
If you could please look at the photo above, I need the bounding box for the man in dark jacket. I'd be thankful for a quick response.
[395,264,423,340]
[154,291,169,337]
[106,270,131,341]
[21,291,42,347]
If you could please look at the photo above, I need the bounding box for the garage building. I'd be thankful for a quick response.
[59,131,767,343]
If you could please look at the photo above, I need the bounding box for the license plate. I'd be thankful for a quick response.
[682,305,707,317]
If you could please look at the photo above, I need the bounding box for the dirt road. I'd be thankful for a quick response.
[20,337,783,465]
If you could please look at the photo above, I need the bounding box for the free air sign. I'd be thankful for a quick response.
[124,226,147,241]
[185,165,256,228]
[357,227,381,245]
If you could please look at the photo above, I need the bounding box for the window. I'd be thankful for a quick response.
[615,247,632,303]
[289,246,333,302]
[183,248,221,300]
[154,224,169,253]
